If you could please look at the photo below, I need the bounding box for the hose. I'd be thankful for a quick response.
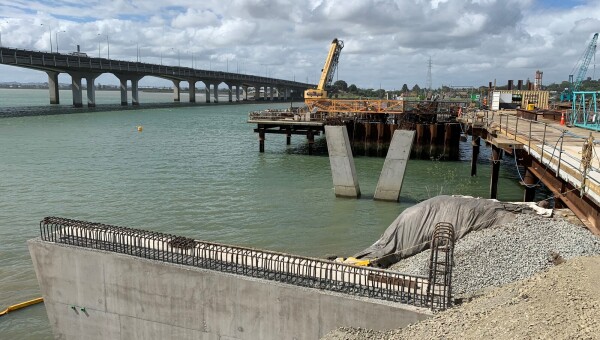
[0,297,44,317]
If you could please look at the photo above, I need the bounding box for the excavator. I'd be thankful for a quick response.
[304,38,344,102]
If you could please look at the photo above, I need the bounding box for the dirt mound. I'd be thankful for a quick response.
[323,255,600,339]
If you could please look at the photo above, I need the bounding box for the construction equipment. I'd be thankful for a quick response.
[560,33,598,101]
[304,38,344,101]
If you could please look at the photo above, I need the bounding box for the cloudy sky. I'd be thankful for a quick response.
[0,0,599,89]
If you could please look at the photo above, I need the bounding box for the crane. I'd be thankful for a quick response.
[560,33,598,101]
[304,38,344,101]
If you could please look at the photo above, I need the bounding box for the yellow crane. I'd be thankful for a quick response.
[304,39,407,116]
[304,38,344,100]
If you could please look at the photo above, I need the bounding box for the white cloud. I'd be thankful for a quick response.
[0,0,599,88]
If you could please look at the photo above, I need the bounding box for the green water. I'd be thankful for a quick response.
[0,88,525,338]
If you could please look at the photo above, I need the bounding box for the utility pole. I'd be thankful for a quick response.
[427,56,432,90]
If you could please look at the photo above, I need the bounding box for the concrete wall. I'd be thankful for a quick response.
[29,239,431,340]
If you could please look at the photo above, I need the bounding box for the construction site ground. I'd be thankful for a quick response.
[323,212,600,340]
[324,255,600,340]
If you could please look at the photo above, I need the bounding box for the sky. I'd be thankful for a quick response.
[0,0,599,89]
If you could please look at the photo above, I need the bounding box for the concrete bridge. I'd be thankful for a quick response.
[0,47,313,107]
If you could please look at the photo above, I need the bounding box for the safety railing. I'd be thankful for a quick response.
[40,217,446,310]
[462,109,600,196]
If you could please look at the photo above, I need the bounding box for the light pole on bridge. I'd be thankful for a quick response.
[97,33,109,59]
[55,30,65,53]
[0,20,7,48]
[41,24,53,53]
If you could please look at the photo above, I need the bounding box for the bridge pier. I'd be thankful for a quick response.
[86,75,98,107]
[243,85,248,100]
[172,80,181,102]
[131,77,141,106]
[188,79,196,103]
[285,88,290,101]
[47,71,60,105]
[213,83,219,103]
[228,84,233,102]
[255,86,261,101]
[201,81,210,103]
[70,74,84,108]
[235,85,241,102]
[118,77,128,105]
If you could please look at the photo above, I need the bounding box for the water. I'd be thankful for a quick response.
[0,89,526,338]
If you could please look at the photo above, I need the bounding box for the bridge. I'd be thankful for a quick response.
[0,47,314,107]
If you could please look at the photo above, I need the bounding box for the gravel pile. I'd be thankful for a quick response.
[325,255,600,340]
[389,213,600,297]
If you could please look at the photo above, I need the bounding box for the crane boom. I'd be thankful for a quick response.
[304,38,344,100]
[561,33,598,101]
[574,33,598,92]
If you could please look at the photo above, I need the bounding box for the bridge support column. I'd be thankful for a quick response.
[243,85,248,100]
[254,86,260,101]
[285,88,290,101]
[471,136,480,176]
[203,82,210,103]
[118,77,128,106]
[490,145,502,199]
[188,80,196,103]
[47,71,60,105]
[85,75,98,107]
[269,86,274,101]
[172,80,180,102]
[70,74,83,108]
[236,85,241,102]
[263,86,268,101]
[213,83,219,103]
[228,84,233,102]
[131,77,140,106]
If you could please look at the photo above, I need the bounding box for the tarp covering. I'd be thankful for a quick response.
[355,195,542,268]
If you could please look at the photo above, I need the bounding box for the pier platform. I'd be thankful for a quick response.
[459,109,600,233]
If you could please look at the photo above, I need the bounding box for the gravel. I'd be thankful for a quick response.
[323,213,600,340]
[389,213,600,297]
[325,255,600,340]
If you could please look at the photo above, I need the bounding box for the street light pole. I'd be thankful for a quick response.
[55,30,65,53]
[41,24,53,53]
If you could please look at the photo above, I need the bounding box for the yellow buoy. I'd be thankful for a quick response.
[137,125,143,132]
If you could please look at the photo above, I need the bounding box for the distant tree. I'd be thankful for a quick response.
[348,84,358,93]
[333,80,348,91]
[412,84,421,92]
[401,84,409,93]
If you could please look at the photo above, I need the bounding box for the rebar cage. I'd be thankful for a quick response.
[427,222,455,311]
[39,217,450,310]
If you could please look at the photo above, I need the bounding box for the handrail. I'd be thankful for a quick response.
[464,110,600,189]
[39,217,443,309]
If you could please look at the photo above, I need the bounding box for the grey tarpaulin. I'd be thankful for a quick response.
[355,195,540,268]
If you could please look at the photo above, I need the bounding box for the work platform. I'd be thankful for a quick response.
[459,109,600,233]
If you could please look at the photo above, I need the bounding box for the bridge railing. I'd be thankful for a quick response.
[0,47,313,87]
[39,217,442,309]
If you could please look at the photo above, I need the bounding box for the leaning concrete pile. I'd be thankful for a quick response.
[389,213,600,297]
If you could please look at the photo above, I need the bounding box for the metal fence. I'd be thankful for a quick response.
[39,217,448,310]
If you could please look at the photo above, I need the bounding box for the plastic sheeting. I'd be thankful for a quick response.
[355,195,542,268]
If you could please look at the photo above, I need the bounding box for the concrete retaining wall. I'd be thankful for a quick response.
[29,239,431,340]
